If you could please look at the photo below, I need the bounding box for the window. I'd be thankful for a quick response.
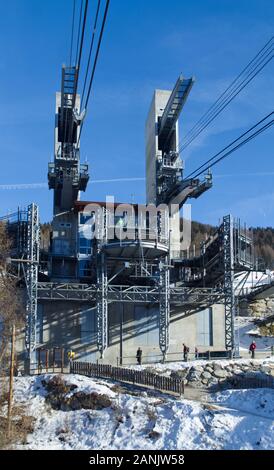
[79,260,91,277]
[60,222,71,228]
[53,239,71,255]
[80,213,92,225]
[196,308,213,346]
[79,235,92,255]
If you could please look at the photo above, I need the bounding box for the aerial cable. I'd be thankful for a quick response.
[75,0,89,74]
[178,49,273,154]
[177,36,274,154]
[66,0,89,144]
[77,0,110,145]
[83,0,110,110]
[186,112,274,179]
[178,36,274,152]
[81,0,101,107]
[179,36,273,148]
[190,119,274,179]
[69,0,76,67]
[75,0,84,66]
[186,111,274,179]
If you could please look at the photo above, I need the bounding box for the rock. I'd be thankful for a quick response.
[213,369,227,379]
[201,371,212,380]
[201,379,209,385]
[212,362,223,370]
[208,377,218,384]
[187,374,199,382]
[205,366,214,373]
[233,369,243,375]
[170,370,188,380]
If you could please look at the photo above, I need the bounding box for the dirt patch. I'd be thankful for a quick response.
[42,375,112,411]
[60,392,112,411]
[148,430,161,440]
[42,375,78,395]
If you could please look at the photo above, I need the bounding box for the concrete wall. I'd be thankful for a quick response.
[145,89,181,258]
[145,89,174,205]
[16,301,226,368]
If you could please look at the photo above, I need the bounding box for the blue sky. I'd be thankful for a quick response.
[0,0,273,226]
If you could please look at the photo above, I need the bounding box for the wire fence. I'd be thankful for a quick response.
[70,361,184,396]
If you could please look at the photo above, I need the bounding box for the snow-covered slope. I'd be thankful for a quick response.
[10,373,274,450]
[235,316,274,352]
[235,271,274,295]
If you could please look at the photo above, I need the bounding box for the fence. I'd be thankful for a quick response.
[118,350,231,366]
[32,347,66,374]
[70,361,184,396]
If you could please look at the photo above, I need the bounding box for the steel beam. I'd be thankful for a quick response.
[25,203,40,366]
[222,214,235,355]
[37,282,223,306]
[159,258,170,360]
[97,252,108,358]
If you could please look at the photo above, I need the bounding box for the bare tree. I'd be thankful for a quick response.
[0,222,23,365]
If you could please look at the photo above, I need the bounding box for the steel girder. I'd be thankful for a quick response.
[96,252,108,358]
[159,259,170,359]
[222,214,235,354]
[37,282,223,306]
[25,203,40,365]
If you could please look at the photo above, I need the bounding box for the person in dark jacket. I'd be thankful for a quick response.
[183,343,189,362]
[136,347,142,365]
[249,340,256,359]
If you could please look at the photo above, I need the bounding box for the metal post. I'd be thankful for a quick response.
[45,349,49,372]
[7,324,16,438]
[53,348,55,372]
[159,257,170,361]
[97,251,108,358]
[61,348,64,373]
[223,215,235,357]
[25,203,40,372]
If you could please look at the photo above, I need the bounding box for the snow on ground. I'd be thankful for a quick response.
[128,356,274,374]
[8,373,274,450]
[234,271,274,295]
[235,316,274,351]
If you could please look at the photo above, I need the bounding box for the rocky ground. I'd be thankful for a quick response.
[239,297,274,317]
[142,358,274,391]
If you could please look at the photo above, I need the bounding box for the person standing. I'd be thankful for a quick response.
[183,343,189,362]
[195,347,199,360]
[136,347,142,365]
[67,350,75,363]
[249,340,256,359]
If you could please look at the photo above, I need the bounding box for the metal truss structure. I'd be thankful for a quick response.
[25,203,40,365]
[159,258,170,358]
[4,204,252,364]
[222,214,236,354]
[37,282,223,303]
[96,252,108,357]
[2,69,257,367]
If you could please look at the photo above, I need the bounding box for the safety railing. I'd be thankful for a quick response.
[70,361,184,395]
